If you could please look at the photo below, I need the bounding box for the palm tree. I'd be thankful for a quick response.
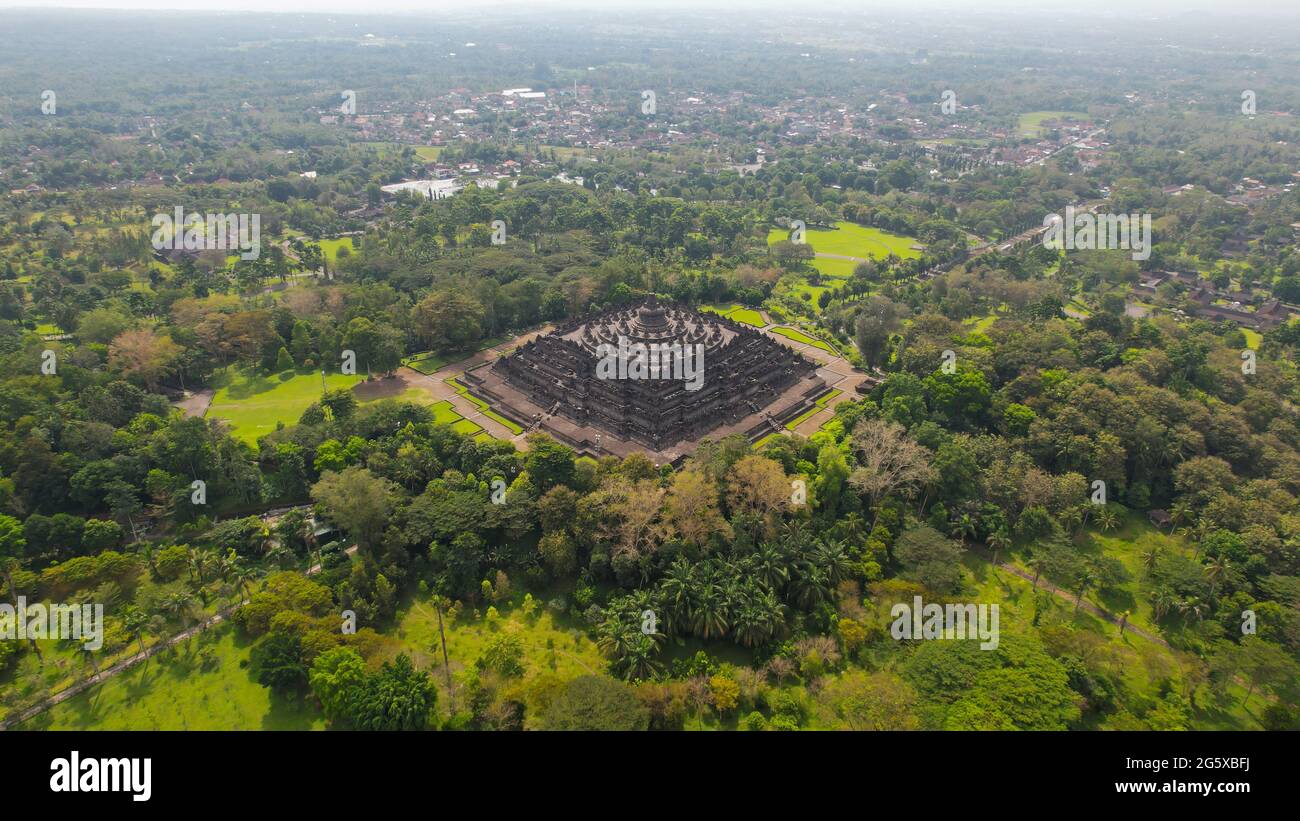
[159,591,197,631]
[1177,596,1205,625]
[690,580,730,640]
[122,605,151,657]
[1204,555,1231,598]
[1057,507,1077,536]
[748,541,789,592]
[1073,568,1096,615]
[264,541,293,570]
[232,563,259,603]
[986,528,1012,568]
[187,546,208,585]
[136,542,159,577]
[1140,546,1163,578]
[1152,587,1177,621]
[1096,506,1120,532]
[1169,501,1195,530]
[1027,548,1051,590]
[657,558,694,635]
[948,513,977,548]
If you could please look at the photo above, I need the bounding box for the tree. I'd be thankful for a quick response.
[894,525,964,594]
[523,434,576,492]
[539,675,649,730]
[311,467,398,551]
[274,346,295,372]
[309,646,367,723]
[253,632,309,693]
[725,455,791,526]
[848,420,934,522]
[109,329,182,391]
[0,515,26,604]
[348,653,436,731]
[816,670,919,730]
[413,290,485,352]
[986,527,1011,567]
[663,469,731,549]
[342,316,404,377]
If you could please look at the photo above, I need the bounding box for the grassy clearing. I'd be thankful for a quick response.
[769,325,837,354]
[768,221,922,261]
[963,313,998,333]
[207,368,364,444]
[809,256,858,278]
[20,625,323,731]
[390,595,607,721]
[317,237,355,262]
[965,528,1258,730]
[699,303,766,327]
[1018,110,1088,137]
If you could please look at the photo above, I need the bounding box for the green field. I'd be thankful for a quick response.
[809,256,859,278]
[391,596,607,722]
[19,627,323,731]
[317,237,356,262]
[768,221,922,262]
[1018,110,1088,137]
[207,368,365,444]
[699,303,766,327]
[963,313,998,333]
[25,594,604,730]
[769,325,837,354]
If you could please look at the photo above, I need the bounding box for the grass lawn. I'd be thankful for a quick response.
[809,256,859,278]
[317,237,356,262]
[19,625,323,730]
[769,325,837,354]
[962,542,1258,730]
[1018,110,1088,137]
[783,388,842,430]
[963,313,998,333]
[1075,511,1193,635]
[207,368,365,444]
[380,594,609,722]
[699,303,765,327]
[405,335,511,375]
[768,221,922,261]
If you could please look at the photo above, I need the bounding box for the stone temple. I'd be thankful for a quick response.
[462,297,831,464]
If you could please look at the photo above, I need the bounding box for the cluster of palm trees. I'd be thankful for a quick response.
[596,523,854,680]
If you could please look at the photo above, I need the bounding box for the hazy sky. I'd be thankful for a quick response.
[1,0,1297,16]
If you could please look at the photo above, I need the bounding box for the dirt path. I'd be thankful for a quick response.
[0,545,356,730]
[992,558,1169,647]
[174,388,215,418]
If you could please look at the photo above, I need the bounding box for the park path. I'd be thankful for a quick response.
[0,545,356,731]
[988,555,1169,648]
[400,325,554,449]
